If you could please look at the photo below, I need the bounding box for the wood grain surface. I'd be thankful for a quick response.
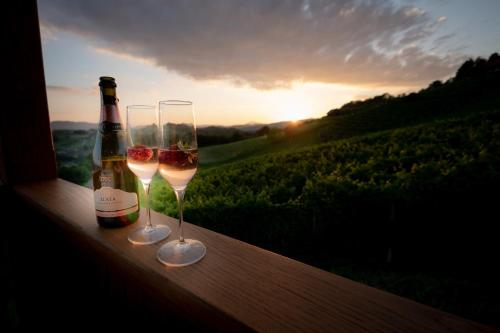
[14,179,499,333]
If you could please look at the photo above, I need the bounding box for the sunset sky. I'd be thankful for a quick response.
[38,0,500,126]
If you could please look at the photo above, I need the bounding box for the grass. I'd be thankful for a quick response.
[199,136,268,166]
[198,120,328,167]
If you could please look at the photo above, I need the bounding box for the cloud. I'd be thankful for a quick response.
[39,0,463,89]
[92,47,155,65]
[404,7,425,17]
[47,85,98,95]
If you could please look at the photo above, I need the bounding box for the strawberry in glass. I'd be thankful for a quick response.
[127,144,158,184]
[159,141,198,191]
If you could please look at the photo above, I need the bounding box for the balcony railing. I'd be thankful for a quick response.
[11,178,497,332]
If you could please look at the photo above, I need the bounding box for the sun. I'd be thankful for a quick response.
[279,98,311,122]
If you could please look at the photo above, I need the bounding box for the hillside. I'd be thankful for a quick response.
[51,121,97,131]
[155,109,500,259]
[199,53,500,166]
[232,120,293,132]
[152,108,500,326]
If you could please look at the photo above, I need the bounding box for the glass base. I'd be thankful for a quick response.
[128,225,171,245]
[157,239,206,267]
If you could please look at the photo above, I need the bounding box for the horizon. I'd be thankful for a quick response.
[50,118,304,128]
[39,0,500,125]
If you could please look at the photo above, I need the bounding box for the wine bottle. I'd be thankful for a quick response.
[92,76,140,227]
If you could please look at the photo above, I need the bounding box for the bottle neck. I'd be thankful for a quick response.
[99,88,123,132]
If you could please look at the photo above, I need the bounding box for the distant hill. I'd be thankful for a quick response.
[196,121,305,146]
[51,121,96,131]
[197,121,293,135]
[198,126,243,137]
[233,121,293,132]
[51,120,294,135]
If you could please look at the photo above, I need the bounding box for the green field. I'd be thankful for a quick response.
[52,129,95,185]
[199,136,268,166]
[198,120,326,167]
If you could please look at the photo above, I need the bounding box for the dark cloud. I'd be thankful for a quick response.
[39,0,463,88]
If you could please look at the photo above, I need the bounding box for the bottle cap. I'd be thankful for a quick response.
[99,76,117,88]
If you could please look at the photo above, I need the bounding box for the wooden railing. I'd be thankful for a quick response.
[11,178,498,333]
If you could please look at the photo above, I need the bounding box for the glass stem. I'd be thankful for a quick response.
[175,190,185,242]
[143,182,153,229]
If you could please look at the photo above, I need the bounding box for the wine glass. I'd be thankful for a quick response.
[126,105,171,245]
[157,100,206,266]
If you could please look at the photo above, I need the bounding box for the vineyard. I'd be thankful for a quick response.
[149,109,500,324]
[152,109,500,265]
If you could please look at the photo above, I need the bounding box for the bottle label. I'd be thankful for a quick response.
[94,187,138,217]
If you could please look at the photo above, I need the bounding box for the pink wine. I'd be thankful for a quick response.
[158,147,198,191]
[127,145,158,184]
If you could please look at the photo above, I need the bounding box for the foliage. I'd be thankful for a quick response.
[153,110,500,265]
[58,164,91,185]
[52,129,95,186]
[150,109,500,325]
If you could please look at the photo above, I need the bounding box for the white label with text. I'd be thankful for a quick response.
[94,187,138,217]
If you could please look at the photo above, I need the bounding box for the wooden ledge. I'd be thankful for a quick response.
[14,179,497,333]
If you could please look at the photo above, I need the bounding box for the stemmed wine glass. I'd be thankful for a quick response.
[126,105,171,245]
[157,100,206,266]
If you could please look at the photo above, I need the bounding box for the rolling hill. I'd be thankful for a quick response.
[199,53,500,166]
[51,121,97,131]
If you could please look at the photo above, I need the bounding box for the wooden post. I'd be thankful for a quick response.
[1,0,57,184]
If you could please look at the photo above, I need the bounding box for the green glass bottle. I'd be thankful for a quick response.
[92,76,139,227]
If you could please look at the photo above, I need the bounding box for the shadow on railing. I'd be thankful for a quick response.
[5,179,498,333]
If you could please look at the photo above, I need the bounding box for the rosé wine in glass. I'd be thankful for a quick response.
[126,105,170,245]
[158,146,197,191]
[156,100,206,267]
[127,145,158,185]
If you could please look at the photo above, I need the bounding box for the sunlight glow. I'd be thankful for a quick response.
[278,97,313,122]
[41,32,418,126]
